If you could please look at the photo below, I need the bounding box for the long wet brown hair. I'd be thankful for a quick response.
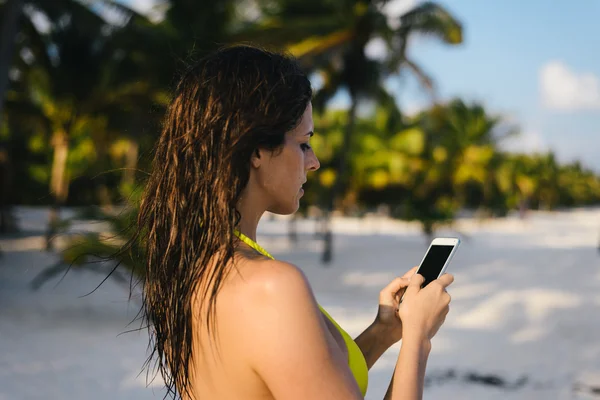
[136,45,312,399]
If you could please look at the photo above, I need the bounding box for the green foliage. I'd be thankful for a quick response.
[31,186,145,289]
[315,99,600,233]
[1,0,599,246]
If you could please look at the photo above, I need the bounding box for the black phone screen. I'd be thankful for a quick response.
[418,245,454,287]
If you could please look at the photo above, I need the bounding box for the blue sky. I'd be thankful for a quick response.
[122,0,600,171]
[386,0,600,171]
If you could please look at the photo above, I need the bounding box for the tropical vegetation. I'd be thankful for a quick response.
[0,0,598,279]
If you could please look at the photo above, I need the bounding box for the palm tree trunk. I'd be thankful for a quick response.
[423,221,434,245]
[322,95,358,264]
[0,147,15,233]
[288,212,298,244]
[0,0,22,123]
[121,139,139,190]
[0,0,22,236]
[518,196,528,220]
[46,130,69,250]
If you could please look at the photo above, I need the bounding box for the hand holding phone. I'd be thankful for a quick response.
[398,272,454,340]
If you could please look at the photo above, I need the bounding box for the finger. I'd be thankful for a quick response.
[381,277,409,305]
[395,284,409,302]
[401,266,419,279]
[436,273,455,289]
[404,273,424,299]
[385,277,410,294]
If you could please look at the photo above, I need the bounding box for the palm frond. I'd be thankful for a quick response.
[231,17,348,50]
[404,57,435,97]
[290,29,354,61]
[388,2,462,73]
[397,2,463,45]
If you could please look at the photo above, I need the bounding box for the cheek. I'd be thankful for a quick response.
[285,146,305,173]
[268,145,304,193]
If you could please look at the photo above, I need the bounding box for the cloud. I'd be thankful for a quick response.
[540,61,600,111]
[500,130,547,154]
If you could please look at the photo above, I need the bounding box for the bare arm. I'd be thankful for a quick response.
[383,339,431,400]
[384,273,454,400]
[356,267,420,369]
[354,322,397,370]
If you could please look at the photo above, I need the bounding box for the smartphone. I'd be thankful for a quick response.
[414,237,460,287]
[401,237,460,301]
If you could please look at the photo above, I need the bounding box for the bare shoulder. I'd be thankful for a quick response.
[219,255,322,340]
[229,257,314,308]
[217,256,322,357]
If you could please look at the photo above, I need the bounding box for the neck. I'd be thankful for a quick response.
[235,192,265,242]
[236,215,262,242]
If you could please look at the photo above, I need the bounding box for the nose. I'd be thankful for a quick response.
[306,151,320,172]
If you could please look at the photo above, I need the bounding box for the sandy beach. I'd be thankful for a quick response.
[1,207,599,399]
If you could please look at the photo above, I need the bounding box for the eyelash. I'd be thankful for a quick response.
[301,143,312,152]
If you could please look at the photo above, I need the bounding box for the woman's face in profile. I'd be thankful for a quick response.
[255,103,320,215]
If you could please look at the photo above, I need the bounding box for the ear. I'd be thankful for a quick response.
[250,148,261,168]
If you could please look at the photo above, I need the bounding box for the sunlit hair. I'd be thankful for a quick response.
[136,45,312,399]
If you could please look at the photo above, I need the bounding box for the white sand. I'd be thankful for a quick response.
[1,206,599,399]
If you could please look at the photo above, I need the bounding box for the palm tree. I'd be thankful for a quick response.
[1,0,150,238]
[245,0,463,262]
[494,154,539,218]
[0,0,24,233]
[6,0,149,249]
[29,0,247,286]
[533,153,560,210]
[375,99,510,239]
[442,99,514,208]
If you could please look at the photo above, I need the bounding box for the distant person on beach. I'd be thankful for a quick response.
[133,45,454,400]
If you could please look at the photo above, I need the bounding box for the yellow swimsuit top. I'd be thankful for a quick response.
[234,230,369,397]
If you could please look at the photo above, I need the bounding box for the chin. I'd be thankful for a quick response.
[268,200,300,215]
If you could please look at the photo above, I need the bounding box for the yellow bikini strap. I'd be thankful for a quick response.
[233,229,275,260]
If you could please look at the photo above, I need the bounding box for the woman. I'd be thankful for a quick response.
[136,45,454,400]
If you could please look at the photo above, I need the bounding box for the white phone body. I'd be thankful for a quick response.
[401,237,460,302]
